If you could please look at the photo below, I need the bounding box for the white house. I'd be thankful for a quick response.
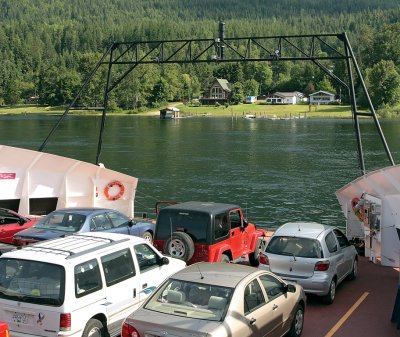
[265,92,304,105]
[309,91,335,105]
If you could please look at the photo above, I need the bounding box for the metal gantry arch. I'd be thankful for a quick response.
[39,24,395,174]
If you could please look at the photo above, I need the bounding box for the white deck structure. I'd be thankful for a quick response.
[336,165,400,267]
[0,145,137,217]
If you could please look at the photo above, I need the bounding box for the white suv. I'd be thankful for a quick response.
[0,232,186,337]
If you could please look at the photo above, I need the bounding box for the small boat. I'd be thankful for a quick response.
[244,114,256,119]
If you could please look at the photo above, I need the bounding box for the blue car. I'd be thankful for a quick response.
[13,207,155,245]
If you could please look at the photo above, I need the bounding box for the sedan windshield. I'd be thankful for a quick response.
[34,212,86,232]
[145,279,233,321]
[266,236,323,258]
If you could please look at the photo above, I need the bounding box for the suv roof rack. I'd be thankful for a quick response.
[17,234,131,260]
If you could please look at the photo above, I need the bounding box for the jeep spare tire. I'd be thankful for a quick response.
[163,232,195,261]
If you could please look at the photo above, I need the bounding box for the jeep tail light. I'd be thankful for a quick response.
[259,252,269,265]
[122,322,140,337]
[59,313,71,331]
[314,260,330,271]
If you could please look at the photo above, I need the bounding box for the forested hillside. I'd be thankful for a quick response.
[0,0,399,114]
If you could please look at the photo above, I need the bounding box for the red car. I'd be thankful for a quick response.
[0,208,41,245]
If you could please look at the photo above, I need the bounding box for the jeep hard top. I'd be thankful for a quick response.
[153,201,268,266]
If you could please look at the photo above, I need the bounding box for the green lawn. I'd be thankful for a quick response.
[176,103,353,118]
[0,103,353,118]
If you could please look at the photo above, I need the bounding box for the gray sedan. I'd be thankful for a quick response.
[259,222,358,304]
[122,262,306,337]
[13,207,155,245]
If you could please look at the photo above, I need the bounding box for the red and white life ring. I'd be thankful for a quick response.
[104,181,125,201]
[351,197,365,222]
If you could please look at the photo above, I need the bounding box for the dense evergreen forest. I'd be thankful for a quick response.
[0,0,399,115]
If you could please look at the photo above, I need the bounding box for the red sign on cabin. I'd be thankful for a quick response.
[0,173,16,179]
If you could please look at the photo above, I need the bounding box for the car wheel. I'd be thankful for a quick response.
[220,253,230,263]
[163,232,195,261]
[347,258,358,280]
[322,278,336,304]
[287,304,304,337]
[82,319,105,337]
[142,231,153,243]
[249,238,263,267]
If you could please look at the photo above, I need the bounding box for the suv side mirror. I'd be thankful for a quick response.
[159,256,170,266]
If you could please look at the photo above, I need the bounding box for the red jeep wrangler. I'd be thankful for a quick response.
[153,201,268,266]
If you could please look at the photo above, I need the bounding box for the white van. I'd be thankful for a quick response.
[0,232,186,337]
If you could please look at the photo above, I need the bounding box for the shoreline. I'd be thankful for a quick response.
[0,103,381,119]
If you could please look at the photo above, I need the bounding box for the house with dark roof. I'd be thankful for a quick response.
[200,79,231,105]
[309,91,335,104]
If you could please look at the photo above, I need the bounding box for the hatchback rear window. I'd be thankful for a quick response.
[266,236,323,258]
[0,258,65,306]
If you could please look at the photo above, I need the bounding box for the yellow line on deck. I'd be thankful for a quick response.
[324,292,369,337]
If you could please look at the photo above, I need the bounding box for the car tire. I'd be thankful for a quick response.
[220,253,230,263]
[163,232,195,261]
[142,231,153,243]
[347,258,358,280]
[287,304,304,337]
[322,278,336,304]
[249,238,263,267]
[82,318,105,337]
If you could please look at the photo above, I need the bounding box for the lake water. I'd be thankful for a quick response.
[1,114,399,230]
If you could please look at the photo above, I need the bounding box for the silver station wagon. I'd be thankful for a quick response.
[259,222,358,304]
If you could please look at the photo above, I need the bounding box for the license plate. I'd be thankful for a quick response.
[12,312,28,324]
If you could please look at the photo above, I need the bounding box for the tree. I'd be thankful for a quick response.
[4,80,22,105]
[365,60,400,108]
[318,77,336,94]
[229,82,244,105]
[148,78,170,107]
[243,79,259,96]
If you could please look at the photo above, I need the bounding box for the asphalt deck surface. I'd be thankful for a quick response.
[302,256,399,337]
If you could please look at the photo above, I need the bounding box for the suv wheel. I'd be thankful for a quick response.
[82,319,105,337]
[163,232,195,261]
[249,238,263,266]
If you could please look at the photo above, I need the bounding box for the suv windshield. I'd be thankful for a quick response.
[156,210,210,243]
[266,236,323,258]
[0,258,65,306]
[145,278,233,321]
[34,211,86,232]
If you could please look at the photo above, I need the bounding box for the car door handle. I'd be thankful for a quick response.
[142,283,148,289]
[272,304,278,310]
[249,317,257,325]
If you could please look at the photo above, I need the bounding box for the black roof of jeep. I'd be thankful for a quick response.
[158,201,241,217]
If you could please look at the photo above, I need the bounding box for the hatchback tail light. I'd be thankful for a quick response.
[122,322,140,337]
[314,260,330,271]
[59,313,71,331]
[259,252,269,265]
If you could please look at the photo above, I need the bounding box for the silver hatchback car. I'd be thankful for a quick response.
[259,222,358,304]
